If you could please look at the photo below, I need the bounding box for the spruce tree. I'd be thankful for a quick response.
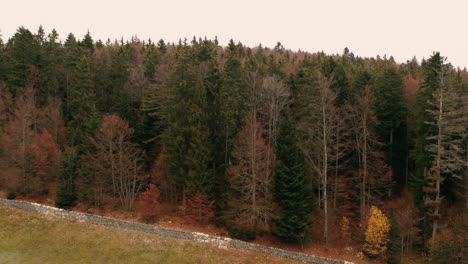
[81,31,94,51]
[375,68,407,187]
[273,112,313,243]
[37,29,63,101]
[162,45,213,197]
[0,32,5,83]
[56,149,77,209]
[5,27,40,92]
[67,55,99,151]
[220,47,247,165]
[412,52,444,207]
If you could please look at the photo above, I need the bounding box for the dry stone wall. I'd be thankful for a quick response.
[0,198,353,264]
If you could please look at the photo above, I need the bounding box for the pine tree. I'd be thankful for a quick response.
[375,68,407,187]
[0,32,5,83]
[162,45,213,200]
[5,27,40,92]
[205,60,225,179]
[273,112,312,243]
[423,61,467,241]
[56,149,77,209]
[81,31,94,51]
[67,54,99,151]
[108,43,133,120]
[143,41,160,81]
[37,29,63,101]
[220,48,248,165]
[412,52,444,206]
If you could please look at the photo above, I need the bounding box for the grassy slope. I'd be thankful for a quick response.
[0,207,298,264]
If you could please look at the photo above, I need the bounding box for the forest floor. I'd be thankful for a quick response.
[3,192,377,264]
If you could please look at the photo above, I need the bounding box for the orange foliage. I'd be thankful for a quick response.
[31,129,61,194]
[185,192,215,224]
[150,146,176,203]
[340,216,352,246]
[226,113,275,232]
[0,88,37,193]
[387,190,421,243]
[138,183,161,221]
[403,74,419,105]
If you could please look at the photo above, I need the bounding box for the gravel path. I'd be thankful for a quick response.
[0,198,353,264]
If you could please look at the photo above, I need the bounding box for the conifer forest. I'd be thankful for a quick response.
[0,26,466,263]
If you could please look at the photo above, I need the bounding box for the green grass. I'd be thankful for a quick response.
[0,207,297,264]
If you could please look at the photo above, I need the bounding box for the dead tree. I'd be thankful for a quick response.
[424,65,467,240]
[347,85,392,222]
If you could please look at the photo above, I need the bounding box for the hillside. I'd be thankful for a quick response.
[0,207,300,264]
[0,26,466,263]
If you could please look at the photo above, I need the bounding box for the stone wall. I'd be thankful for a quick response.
[0,198,353,264]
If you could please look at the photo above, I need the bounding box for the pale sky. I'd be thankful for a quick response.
[1,0,467,68]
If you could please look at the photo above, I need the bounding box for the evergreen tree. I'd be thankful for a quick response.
[143,41,160,81]
[81,30,94,51]
[0,32,6,83]
[157,39,167,53]
[321,57,349,106]
[374,68,407,187]
[423,61,466,241]
[63,33,84,117]
[108,43,133,120]
[56,149,77,209]
[67,55,99,151]
[412,52,443,188]
[37,29,63,101]
[273,112,312,243]
[162,45,213,197]
[204,58,228,216]
[220,48,247,165]
[5,27,40,92]
[412,52,444,207]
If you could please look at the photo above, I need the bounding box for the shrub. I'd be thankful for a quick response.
[340,216,352,246]
[228,228,256,241]
[363,206,391,258]
[6,192,16,200]
[138,183,161,221]
[429,228,464,263]
[185,192,215,224]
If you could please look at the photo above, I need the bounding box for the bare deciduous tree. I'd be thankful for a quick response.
[86,114,145,210]
[347,84,392,222]
[0,88,37,193]
[226,112,275,232]
[258,75,290,146]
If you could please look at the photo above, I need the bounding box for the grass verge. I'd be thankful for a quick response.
[0,207,298,264]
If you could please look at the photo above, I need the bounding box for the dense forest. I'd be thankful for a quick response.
[0,26,466,263]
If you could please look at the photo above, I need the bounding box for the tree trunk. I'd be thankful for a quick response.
[431,81,444,241]
[322,98,329,244]
[251,111,257,231]
[465,142,468,213]
[361,116,368,222]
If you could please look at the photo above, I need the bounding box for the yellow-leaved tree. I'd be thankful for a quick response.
[363,206,391,258]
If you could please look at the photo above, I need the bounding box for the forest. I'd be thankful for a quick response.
[0,26,466,263]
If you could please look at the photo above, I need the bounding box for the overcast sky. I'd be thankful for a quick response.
[1,0,467,68]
